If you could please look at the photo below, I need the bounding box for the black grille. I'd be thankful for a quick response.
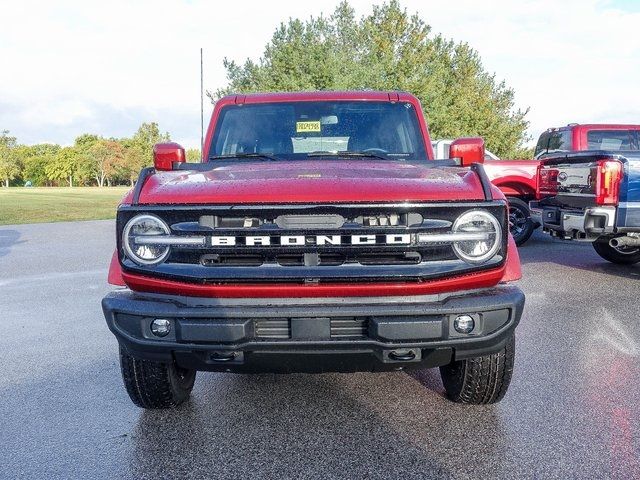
[253,317,368,340]
[330,318,368,338]
[255,319,290,339]
[117,202,508,284]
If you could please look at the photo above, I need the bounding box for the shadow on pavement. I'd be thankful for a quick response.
[0,229,22,258]
[517,231,640,280]
[128,371,508,478]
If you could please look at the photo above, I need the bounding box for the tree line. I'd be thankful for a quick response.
[0,123,201,188]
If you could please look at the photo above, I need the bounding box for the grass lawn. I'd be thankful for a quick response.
[0,187,131,225]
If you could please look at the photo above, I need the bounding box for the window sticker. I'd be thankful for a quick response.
[296,121,321,133]
[600,139,623,150]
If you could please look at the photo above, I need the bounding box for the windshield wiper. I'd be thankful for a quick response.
[209,153,280,162]
[306,150,389,160]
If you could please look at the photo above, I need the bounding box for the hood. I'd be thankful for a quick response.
[135,160,486,204]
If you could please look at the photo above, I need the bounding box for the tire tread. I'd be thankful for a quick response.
[593,241,640,265]
[440,333,515,404]
[119,347,194,409]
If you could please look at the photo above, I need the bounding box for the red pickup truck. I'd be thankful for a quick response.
[533,123,640,159]
[483,160,540,245]
[530,123,640,263]
[102,91,524,409]
[432,139,540,246]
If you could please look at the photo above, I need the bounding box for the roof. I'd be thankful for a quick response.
[552,123,640,131]
[219,90,419,104]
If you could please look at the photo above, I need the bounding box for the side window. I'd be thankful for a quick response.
[547,130,571,153]
[534,132,551,158]
[535,130,571,158]
[587,130,636,151]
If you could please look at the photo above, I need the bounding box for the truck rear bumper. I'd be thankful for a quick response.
[530,201,615,241]
[102,286,524,373]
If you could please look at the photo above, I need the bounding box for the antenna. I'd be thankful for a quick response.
[200,47,204,159]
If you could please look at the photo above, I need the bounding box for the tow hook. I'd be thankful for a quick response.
[388,349,418,362]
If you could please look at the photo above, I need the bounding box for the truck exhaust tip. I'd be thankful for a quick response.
[609,236,640,248]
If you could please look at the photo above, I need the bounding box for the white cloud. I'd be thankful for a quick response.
[0,0,638,150]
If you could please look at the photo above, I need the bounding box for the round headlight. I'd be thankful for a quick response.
[452,210,502,264]
[122,214,171,265]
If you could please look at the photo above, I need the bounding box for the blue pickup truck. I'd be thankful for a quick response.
[530,147,640,264]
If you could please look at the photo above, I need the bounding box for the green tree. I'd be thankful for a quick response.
[0,130,20,187]
[186,148,201,162]
[213,1,530,157]
[120,140,147,185]
[132,122,170,161]
[86,139,124,187]
[17,143,60,186]
[118,123,171,183]
[45,147,82,187]
[74,134,100,151]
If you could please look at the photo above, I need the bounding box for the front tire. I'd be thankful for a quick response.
[507,197,535,246]
[119,347,196,409]
[439,333,515,404]
[593,239,640,265]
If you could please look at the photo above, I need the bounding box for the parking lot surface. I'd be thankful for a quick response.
[1,220,639,479]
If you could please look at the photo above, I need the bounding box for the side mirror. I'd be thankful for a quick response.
[153,142,186,171]
[449,137,485,167]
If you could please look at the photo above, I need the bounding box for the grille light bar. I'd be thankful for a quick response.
[134,235,206,246]
[417,232,491,243]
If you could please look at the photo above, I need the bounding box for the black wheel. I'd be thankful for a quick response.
[593,239,640,265]
[119,347,196,409]
[439,333,515,404]
[507,197,535,246]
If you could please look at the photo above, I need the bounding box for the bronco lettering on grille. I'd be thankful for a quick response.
[209,234,413,247]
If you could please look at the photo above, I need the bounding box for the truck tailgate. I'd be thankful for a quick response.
[538,150,640,229]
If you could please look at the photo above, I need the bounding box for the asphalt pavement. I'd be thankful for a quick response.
[1,220,639,479]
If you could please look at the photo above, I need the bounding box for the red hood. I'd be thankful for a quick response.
[133,160,486,204]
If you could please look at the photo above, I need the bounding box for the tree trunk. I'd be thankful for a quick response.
[69,176,73,187]
[4,178,8,188]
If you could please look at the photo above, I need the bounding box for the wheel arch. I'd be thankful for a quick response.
[494,180,536,200]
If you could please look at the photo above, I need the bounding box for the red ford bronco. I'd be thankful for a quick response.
[102,91,525,408]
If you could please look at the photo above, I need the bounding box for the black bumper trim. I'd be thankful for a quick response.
[103,286,524,373]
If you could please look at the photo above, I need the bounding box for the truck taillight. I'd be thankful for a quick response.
[536,165,558,199]
[595,159,622,205]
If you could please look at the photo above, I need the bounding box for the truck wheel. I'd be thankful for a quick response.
[439,333,515,404]
[507,197,535,246]
[119,347,196,409]
[592,240,640,265]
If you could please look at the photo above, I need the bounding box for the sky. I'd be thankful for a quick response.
[1,0,639,151]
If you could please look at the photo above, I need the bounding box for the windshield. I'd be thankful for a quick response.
[209,101,427,161]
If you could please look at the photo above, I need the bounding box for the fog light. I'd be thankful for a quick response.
[454,315,475,334]
[151,319,171,337]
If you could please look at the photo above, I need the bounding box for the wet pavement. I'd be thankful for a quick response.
[0,220,638,479]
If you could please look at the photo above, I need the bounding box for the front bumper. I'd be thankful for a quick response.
[530,201,616,241]
[102,286,524,373]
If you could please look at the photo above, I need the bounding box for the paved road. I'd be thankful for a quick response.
[1,221,639,479]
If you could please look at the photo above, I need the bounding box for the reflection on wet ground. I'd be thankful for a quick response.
[0,224,638,479]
